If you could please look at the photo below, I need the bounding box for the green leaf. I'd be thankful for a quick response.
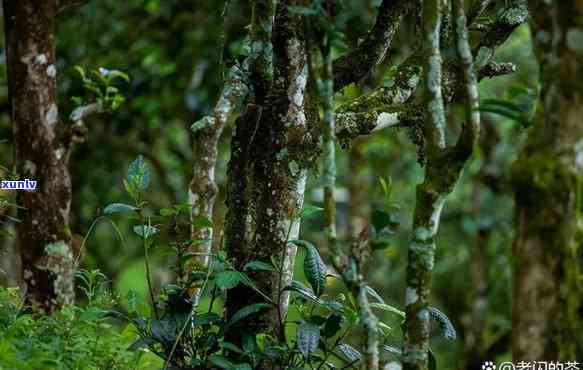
[287,5,319,16]
[369,303,405,318]
[193,312,222,326]
[79,306,105,321]
[337,343,361,362]
[233,364,252,370]
[127,155,151,191]
[379,321,392,335]
[126,289,138,313]
[159,208,176,217]
[133,225,159,239]
[104,203,138,215]
[222,342,244,354]
[243,260,275,272]
[128,337,155,351]
[74,65,86,80]
[298,204,323,219]
[301,242,327,296]
[228,303,271,327]
[282,280,319,303]
[323,314,343,338]
[364,285,385,304]
[192,215,213,228]
[381,345,402,358]
[429,306,457,341]
[296,323,320,359]
[371,210,392,231]
[215,271,241,290]
[107,69,130,83]
[208,355,235,369]
[477,106,530,127]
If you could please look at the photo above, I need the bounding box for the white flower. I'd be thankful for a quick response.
[98,67,110,77]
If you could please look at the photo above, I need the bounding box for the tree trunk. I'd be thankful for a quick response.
[3,0,75,313]
[223,0,317,346]
[511,0,583,360]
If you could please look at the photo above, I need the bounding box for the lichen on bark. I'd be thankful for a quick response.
[3,0,76,314]
[403,0,481,368]
[511,0,583,360]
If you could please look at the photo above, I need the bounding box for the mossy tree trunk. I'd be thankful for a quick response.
[511,0,583,360]
[3,0,75,313]
[223,0,317,347]
[403,0,481,368]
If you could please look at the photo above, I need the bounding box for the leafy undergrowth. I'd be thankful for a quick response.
[0,284,162,370]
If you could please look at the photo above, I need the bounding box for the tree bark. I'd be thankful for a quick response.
[403,0,480,368]
[223,0,316,346]
[511,0,583,360]
[3,0,75,313]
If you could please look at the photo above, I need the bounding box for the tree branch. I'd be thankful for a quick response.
[454,0,481,158]
[331,0,526,143]
[473,0,528,68]
[333,0,410,91]
[403,0,446,368]
[57,0,90,14]
[467,0,494,25]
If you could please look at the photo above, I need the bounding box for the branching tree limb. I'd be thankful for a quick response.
[473,0,528,68]
[333,0,410,91]
[402,0,480,368]
[332,0,525,147]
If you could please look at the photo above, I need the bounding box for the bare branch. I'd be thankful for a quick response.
[333,0,410,91]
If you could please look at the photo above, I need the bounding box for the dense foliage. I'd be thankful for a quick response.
[1,0,581,369]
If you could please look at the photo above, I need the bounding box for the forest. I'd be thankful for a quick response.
[0,0,582,369]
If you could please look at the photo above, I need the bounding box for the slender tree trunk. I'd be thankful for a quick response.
[347,140,368,240]
[511,0,583,360]
[187,63,248,301]
[3,0,75,313]
[223,0,317,346]
[403,1,481,368]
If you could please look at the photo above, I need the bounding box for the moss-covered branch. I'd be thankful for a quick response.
[333,0,410,90]
[473,0,528,68]
[403,1,481,368]
[454,0,480,156]
[332,0,524,144]
[402,1,445,367]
